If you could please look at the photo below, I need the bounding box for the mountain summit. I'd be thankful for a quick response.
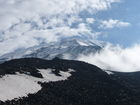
[0,38,101,63]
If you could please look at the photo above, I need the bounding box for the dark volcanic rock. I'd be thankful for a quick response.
[0,58,140,105]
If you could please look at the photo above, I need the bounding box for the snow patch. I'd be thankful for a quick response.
[0,69,74,102]
[39,69,73,82]
[0,74,41,102]
[77,40,89,46]
[60,45,68,49]
[105,70,114,75]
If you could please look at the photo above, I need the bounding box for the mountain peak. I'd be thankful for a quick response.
[0,38,102,63]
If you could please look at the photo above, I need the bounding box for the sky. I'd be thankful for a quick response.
[0,0,140,72]
[0,0,130,56]
[96,0,140,47]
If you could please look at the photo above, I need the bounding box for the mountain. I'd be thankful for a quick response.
[0,38,102,63]
[0,58,140,105]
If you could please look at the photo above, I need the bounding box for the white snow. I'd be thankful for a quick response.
[0,74,42,102]
[105,70,114,75]
[39,69,73,82]
[0,69,74,102]
[24,50,33,55]
[60,45,68,49]
[77,40,89,46]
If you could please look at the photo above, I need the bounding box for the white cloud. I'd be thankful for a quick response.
[0,0,121,56]
[86,18,95,24]
[0,0,120,30]
[100,19,131,29]
[78,44,140,72]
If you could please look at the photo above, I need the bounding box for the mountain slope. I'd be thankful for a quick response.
[0,58,140,105]
[0,38,102,63]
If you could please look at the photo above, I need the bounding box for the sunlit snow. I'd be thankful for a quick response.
[105,70,114,75]
[0,69,74,102]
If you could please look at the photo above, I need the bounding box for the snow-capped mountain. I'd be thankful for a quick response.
[0,38,102,63]
[0,58,140,105]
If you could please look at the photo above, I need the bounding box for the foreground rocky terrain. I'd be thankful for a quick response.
[0,58,140,105]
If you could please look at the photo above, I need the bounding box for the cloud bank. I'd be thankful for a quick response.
[100,19,131,29]
[0,0,121,56]
[78,44,140,72]
[1,0,137,73]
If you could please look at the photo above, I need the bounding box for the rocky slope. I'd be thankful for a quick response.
[0,58,140,105]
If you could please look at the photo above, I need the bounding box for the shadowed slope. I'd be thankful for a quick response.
[0,58,140,105]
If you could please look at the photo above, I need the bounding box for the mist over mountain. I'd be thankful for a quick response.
[78,44,140,72]
[0,37,102,63]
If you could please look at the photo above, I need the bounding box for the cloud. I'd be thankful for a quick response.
[100,19,131,29]
[86,18,95,24]
[0,0,120,30]
[0,0,121,56]
[78,43,140,72]
[1,0,137,73]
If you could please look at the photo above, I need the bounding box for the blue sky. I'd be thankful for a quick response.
[78,1,140,72]
[0,0,139,55]
[1,0,140,72]
[95,0,140,47]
